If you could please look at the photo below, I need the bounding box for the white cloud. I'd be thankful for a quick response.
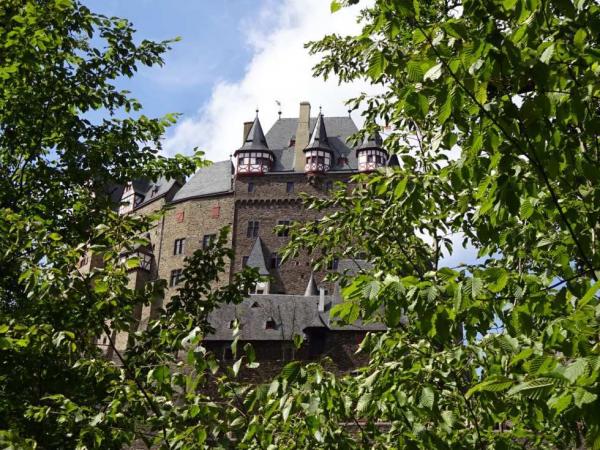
[163,0,379,161]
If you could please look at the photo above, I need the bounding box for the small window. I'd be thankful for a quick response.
[247,221,259,238]
[242,256,249,267]
[173,238,185,255]
[176,211,185,223]
[134,193,144,207]
[169,269,182,287]
[327,258,339,271]
[248,182,255,193]
[223,347,233,360]
[211,205,220,218]
[286,182,294,193]
[202,234,216,250]
[265,318,277,330]
[270,253,282,269]
[251,301,260,308]
[277,220,290,237]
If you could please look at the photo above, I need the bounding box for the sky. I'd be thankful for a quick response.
[83,0,377,162]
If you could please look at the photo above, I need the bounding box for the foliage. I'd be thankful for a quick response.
[3,0,600,448]
[255,0,600,448]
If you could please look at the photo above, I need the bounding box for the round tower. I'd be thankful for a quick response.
[303,112,333,174]
[356,130,388,173]
[234,112,274,176]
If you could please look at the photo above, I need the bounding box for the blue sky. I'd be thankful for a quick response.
[83,0,257,120]
[82,0,375,160]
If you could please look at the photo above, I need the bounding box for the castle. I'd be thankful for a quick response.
[93,101,394,370]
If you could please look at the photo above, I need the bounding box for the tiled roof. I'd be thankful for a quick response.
[172,160,233,202]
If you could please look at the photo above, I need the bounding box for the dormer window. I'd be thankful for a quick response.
[234,114,275,176]
[304,150,332,173]
[265,318,277,330]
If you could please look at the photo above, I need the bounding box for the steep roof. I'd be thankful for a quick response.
[172,161,233,202]
[304,273,319,296]
[265,116,359,172]
[236,115,270,153]
[246,237,270,275]
[204,294,385,341]
[356,130,385,152]
[304,113,332,153]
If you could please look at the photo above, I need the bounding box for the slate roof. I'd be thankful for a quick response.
[235,115,270,153]
[135,177,181,209]
[356,131,385,152]
[265,116,359,172]
[304,113,332,153]
[246,238,270,275]
[204,294,385,341]
[172,160,233,202]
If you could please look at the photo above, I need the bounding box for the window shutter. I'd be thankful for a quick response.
[176,211,185,223]
[211,205,220,218]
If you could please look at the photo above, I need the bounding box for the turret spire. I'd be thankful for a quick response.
[304,272,319,296]
[237,114,269,152]
[305,112,331,152]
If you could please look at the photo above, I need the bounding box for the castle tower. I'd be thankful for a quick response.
[303,112,333,174]
[356,130,388,172]
[234,112,274,176]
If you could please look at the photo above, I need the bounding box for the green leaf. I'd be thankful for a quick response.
[564,359,589,383]
[579,280,600,307]
[520,198,534,219]
[420,387,434,409]
[548,394,572,414]
[330,0,342,12]
[574,28,587,49]
[152,365,170,384]
[540,43,555,64]
[423,63,442,81]
[233,357,243,377]
[466,376,513,398]
[367,51,387,79]
[93,280,109,294]
[393,177,409,200]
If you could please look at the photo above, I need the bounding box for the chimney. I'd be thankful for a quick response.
[294,102,311,171]
[242,121,253,144]
[318,287,325,312]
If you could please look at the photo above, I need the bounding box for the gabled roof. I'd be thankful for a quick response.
[172,161,233,202]
[247,237,270,275]
[304,113,332,153]
[235,114,270,153]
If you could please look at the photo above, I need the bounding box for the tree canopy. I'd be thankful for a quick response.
[2,0,600,448]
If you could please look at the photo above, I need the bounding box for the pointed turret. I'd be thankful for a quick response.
[237,113,269,152]
[234,112,275,176]
[303,112,333,174]
[247,237,270,275]
[305,113,332,152]
[387,153,400,167]
[304,272,319,296]
[356,127,388,173]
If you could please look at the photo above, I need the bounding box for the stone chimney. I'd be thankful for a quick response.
[242,121,253,144]
[294,101,311,171]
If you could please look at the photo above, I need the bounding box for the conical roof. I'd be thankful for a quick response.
[247,237,270,275]
[304,113,332,153]
[236,114,270,153]
[387,153,400,167]
[357,130,384,151]
[304,272,319,296]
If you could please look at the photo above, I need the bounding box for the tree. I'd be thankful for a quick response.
[239,0,600,448]
[0,1,260,448]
